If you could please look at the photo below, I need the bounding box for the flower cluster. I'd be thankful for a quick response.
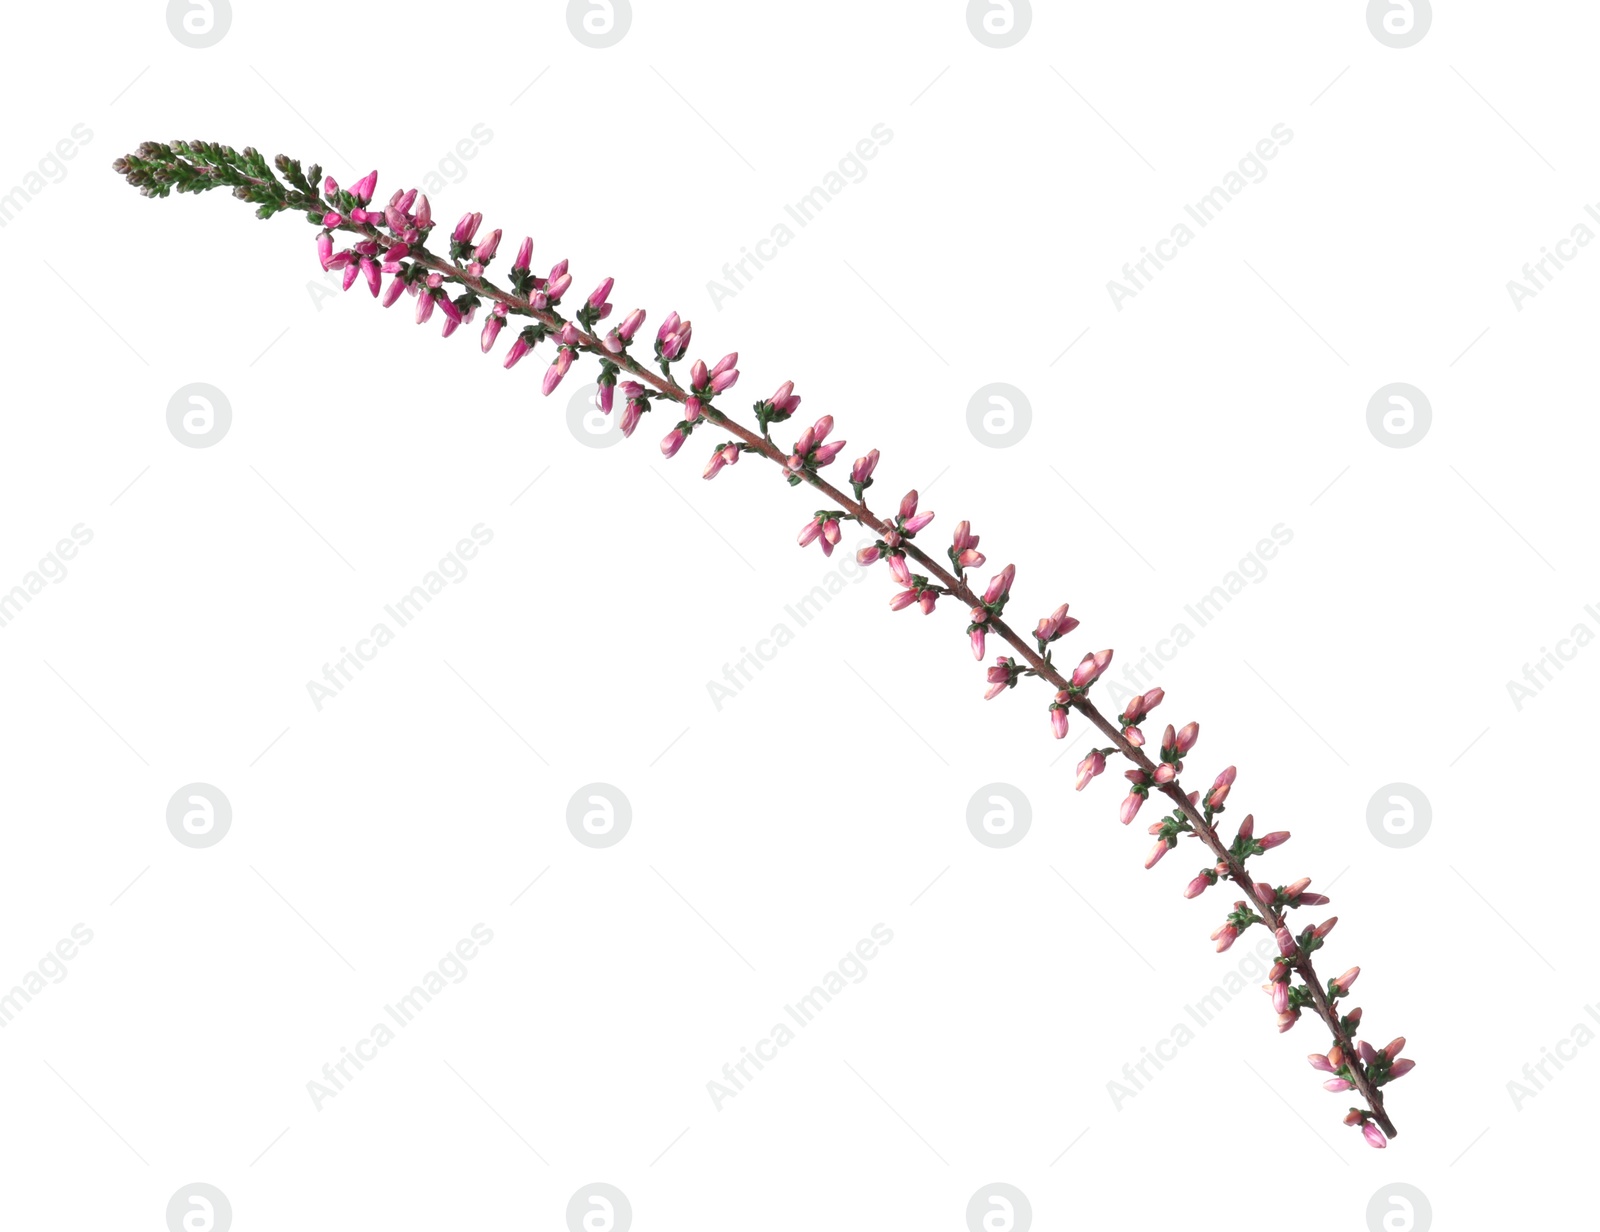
[112,139,1410,1150]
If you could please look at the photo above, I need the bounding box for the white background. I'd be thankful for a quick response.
[0,2,1593,1229]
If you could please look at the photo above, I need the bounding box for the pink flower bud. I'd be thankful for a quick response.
[851,449,880,486]
[1075,750,1105,791]
[512,236,533,271]
[473,228,502,262]
[1260,831,1290,849]
[971,628,986,660]
[1362,1123,1387,1150]
[481,306,506,352]
[1184,873,1211,899]
[898,490,919,520]
[1237,814,1255,842]
[1213,923,1239,953]
[661,427,686,458]
[1275,927,1297,958]
[1384,1037,1406,1062]
[1050,706,1068,740]
[452,211,482,244]
[1335,967,1360,993]
[709,351,738,377]
[1119,793,1144,826]
[503,337,530,369]
[888,555,912,587]
[616,308,646,342]
[1389,1059,1415,1079]
[316,231,334,270]
[857,544,881,565]
[983,564,1016,605]
[1175,721,1199,754]
[1144,841,1169,870]
[382,277,406,308]
[1323,1077,1352,1093]
[709,368,739,393]
[1308,1053,1334,1073]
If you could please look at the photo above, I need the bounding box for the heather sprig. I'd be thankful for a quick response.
[112,142,1410,1148]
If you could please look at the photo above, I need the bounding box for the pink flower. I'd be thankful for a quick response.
[1260,831,1291,850]
[1034,603,1079,645]
[662,427,686,458]
[1362,1123,1387,1150]
[1274,927,1297,958]
[473,228,502,262]
[951,521,985,570]
[1322,1078,1352,1093]
[1144,841,1169,869]
[1071,650,1112,689]
[851,449,880,488]
[1389,1059,1415,1080]
[1333,966,1360,994]
[1308,1053,1335,1073]
[1184,872,1212,899]
[503,337,530,369]
[1175,721,1199,754]
[799,514,841,556]
[971,627,987,660]
[542,349,572,395]
[349,170,378,203]
[1119,793,1144,825]
[1212,922,1239,953]
[983,564,1015,605]
[481,304,507,352]
[1384,1037,1407,1063]
[1050,701,1068,740]
[511,236,533,271]
[452,211,482,244]
[703,444,740,479]
[657,312,692,360]
[1075,750,1105,791]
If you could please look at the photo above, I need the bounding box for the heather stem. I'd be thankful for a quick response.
[128,151,1395,1140]
[321,205,1397,1138]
